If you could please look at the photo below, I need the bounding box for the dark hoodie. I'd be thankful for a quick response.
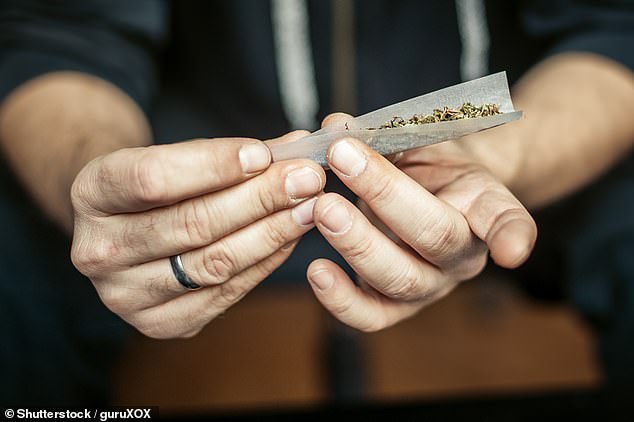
[0,0,633,404]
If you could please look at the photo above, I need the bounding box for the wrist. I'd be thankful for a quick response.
[0,72,152,232]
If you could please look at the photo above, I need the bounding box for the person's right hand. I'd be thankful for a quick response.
[70,132,325,338]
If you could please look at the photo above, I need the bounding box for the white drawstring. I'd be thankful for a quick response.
[271,0,320,131]
[455,0,490,81]
[271,0,488,129]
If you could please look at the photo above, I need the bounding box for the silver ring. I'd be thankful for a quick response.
[169,255,201,290]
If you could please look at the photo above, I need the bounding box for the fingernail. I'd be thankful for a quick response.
[239,143,271,173]
[329,140,367,176]
[286,167,322,199]
[309,269,335,291]
[320,201,352,234]
[291,197,317,226]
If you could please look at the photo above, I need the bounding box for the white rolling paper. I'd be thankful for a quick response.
[267,71,522,167]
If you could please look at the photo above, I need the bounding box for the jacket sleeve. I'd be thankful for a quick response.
[521,0,634,71]
[0,0,168,112]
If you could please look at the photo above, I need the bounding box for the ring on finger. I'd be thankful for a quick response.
[169,254,201,290]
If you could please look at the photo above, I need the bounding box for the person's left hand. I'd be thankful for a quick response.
[306,113,537,331]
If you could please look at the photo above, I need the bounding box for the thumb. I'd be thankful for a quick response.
[321,112,355,130]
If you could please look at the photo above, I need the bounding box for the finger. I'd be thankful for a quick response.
[264,129,310,147]
[395,141,478,194]
[321,114,400,163]
[385,151,404,164]
[102,159,325,265]
[180,196,315,288]
[102,198,316,309]
[306,259,431,332]
[127,243,298,339]
[313,192,456,300]
[326,137,486,273]
[321,112,354,130]
[428,168,537,268]
[74,137,272,214]
[322,111,403,162]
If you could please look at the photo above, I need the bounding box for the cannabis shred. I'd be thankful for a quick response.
[372,102,501,129]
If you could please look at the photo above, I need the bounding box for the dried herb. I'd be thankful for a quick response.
[370,102,501,130]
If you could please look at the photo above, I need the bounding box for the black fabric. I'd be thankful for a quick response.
[513,155,634,385]
[523,0,634,70]
[0,163,129,405]
[0,0,166,111]
[0,0,633,404]
[565,158,634,385]
[0,0,166,405]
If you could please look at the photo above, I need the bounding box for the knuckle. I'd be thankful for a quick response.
[96,285,131,315]
[361,171,398,205]
[327,296,388,333]
[262,218,292,250]
[204,259,279,309]
[253,253,286,278]
[330,296,355,318]
[131,148,169,204]
[94,155,117,187]
[71,237,118,278]
[121,213,155,252]
[216,283,247,307]
[342,234,375,264]
[198,246,237,285]
[258,257,281,275]
[382,264,430,301]
[71,157,106,213]
[70,170,91,211]
[144,273,173,300]
[252,181,279,215]
[382,273,418,300]
[177,198,215,246]
[416,215,462,258]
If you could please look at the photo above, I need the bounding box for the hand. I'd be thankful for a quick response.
[306,114,537,332]
[71,132,325,338]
